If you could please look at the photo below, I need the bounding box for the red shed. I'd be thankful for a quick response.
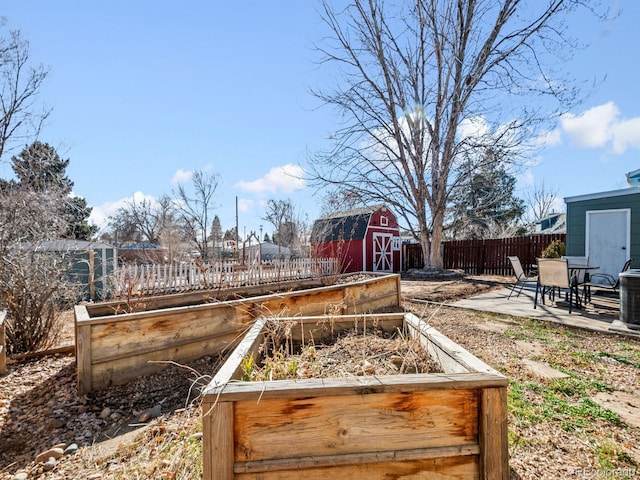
[311,205,402,273]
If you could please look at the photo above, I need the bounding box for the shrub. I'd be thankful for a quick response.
[540,240,565,259]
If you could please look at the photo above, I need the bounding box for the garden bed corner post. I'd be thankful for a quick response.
[203,400,234,480]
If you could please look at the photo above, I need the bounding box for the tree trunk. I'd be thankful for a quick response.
[430,211,445,270]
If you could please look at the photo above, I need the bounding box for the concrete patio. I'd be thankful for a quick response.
[450,283,640,338]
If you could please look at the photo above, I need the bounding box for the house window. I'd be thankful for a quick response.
[380,216,388,227]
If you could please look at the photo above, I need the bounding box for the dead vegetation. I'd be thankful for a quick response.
[243,320,441,381]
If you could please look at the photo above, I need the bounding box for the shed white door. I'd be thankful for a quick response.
[373,233,393,272]
[586,209,630,279]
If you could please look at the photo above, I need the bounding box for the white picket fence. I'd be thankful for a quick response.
[109,258,339,298]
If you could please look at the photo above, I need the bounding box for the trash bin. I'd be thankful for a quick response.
[619,270,640,329]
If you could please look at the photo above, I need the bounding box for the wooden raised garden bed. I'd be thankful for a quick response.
[74,273,400,394]
[202,312,508,480]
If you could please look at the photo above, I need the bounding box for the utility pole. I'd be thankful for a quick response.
[235,196,239,262]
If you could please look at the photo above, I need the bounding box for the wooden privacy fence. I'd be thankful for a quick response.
[403,234,566,275]
[110,258,338,298]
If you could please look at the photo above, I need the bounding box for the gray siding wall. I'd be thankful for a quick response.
[566,192,640,264]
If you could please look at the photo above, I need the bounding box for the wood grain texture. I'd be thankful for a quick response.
[203,401,234,480]
[479,387,509,480]
[76,274,400,393]
[75,306,92,394]
[234,454,478,479]
[405,312,504,376]
[233,389,478,462]
[201,312,509,479]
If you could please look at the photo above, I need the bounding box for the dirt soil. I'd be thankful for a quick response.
[1,273,639,480]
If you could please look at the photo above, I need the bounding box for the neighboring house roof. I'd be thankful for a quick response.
[533,213,566,234]
[33,239,115,251]
[245,241,290,255]
[311,205,385,243]
[119,242,162,250]
[626,169,640,187]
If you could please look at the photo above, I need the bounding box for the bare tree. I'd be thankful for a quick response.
[0,181,74,354]
[524,181,560,225]
[110,194,175,245]
[175,170,219,260]
[0,25,50,162]
[0,25,71,353]
[262,198,295,259]
[309,0,602,269]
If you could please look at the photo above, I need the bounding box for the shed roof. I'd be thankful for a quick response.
[565,187,640,204]
[311,205,384,243]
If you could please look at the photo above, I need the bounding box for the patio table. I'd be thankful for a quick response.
[568,264,599,306]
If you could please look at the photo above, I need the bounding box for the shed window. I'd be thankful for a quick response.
[380,215,388,226]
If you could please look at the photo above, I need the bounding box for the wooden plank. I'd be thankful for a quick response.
[208,372,506,402]
[287,314,405,343]
[234,444,479,473]
[86,277,328,317]
[90,330,239,391]
[479,387,509,480]
[214,364,500,401]
[89,307,249,363]
[234,443,478,479]
[203,400,234,480]
[203,317,268,395]
[279,312,406,323]
[405,313,504,376]
[75,305,92,394]
[233,389,478,461]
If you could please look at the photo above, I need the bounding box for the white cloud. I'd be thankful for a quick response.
[611,117,640,154]
[519,170,535,187]
[458,116,490,140]
[88,191,158,230]
[533,128,562,148]
[235,164,306,194]
[560,102,619,148]
[171,168,193,184]
[237,197,253,213]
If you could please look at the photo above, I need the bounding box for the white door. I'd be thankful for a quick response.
[373,233,393,272]
[586,209,630,279]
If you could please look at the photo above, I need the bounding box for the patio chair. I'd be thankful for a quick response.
[507,256,537,299]
[534,258,580,314]
[562,256,590,284]
[581,258,633,303]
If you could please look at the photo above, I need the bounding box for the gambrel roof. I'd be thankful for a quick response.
[311,205,385,243]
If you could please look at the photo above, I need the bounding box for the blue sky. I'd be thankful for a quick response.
[1,1,638,239]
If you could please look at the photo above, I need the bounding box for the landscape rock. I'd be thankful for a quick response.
[64,443,79,454]
[42,456,57,471]
[34,447,64,464]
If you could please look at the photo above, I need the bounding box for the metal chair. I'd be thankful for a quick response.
[534,258,580,314]
[507,256,537,299]
[562,256,590,284]
[582,258,633,303]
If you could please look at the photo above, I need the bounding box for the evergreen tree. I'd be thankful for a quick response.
[449,156,525,239]
[10,141,96,240]
[12,141,73,194]
[210,215,222,259]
